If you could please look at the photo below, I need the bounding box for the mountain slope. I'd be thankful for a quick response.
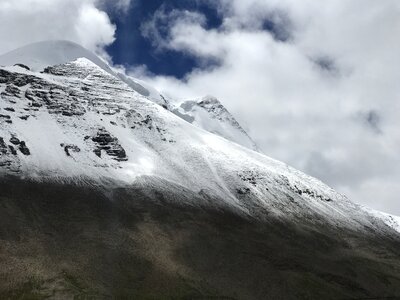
[0,43,400,299]
[173,96,259,151]
[0,40,257,149]
[0,40,168,107]
[0,57,380,226]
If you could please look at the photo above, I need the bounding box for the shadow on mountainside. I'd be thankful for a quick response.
[0,177,400,299]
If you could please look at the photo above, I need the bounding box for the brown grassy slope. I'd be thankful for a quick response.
[0,177,400,299]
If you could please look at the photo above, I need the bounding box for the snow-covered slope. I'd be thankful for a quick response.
[173,96,259,151]
[117,72,169,108]
[0,40,254,145]
[0,55,399,236]
[0,40,169,106]
[367,209,400,233]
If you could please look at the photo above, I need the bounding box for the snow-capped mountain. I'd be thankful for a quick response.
[172,96,259,151]
[0,53,391,229]
[0,40,169,107]
[1,41,400,299]
[0,40,257,149]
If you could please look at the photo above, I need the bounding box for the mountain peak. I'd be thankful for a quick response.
[198,95,220,105]
[0,40,112,74]
[0,40,169,106]
[174,95,259,151]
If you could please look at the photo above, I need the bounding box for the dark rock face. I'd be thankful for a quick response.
[18,141,30,156]
[9,136,20,145]
[0,68,86,117]
[8,145,17,155]
[14,63,30,71]
[18,115,29,121]
[0,138,14,168]
[238,170,333,203]
[60,144,81,157]
[3,84,21,98]
[2,136,30,156]
[0,114,11,120]
[127,111,155,131]
[293,185,333,202]
[48,88,86,116]
[43,65,66,76]
[236,187,251,195]
[125,110,172,143]
[239,170,262,187]
[0,137,7,154]
[92,128,128,161]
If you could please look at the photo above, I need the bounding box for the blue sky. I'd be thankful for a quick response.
[105,1,223,78]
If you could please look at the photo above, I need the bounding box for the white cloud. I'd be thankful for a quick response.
[134,1,400,215]
[0,0,125,55]
[141,7,215,56]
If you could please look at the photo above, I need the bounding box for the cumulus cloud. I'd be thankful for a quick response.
[141,8,213,56]
[0,0,132,55]
[133,0,400,214]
